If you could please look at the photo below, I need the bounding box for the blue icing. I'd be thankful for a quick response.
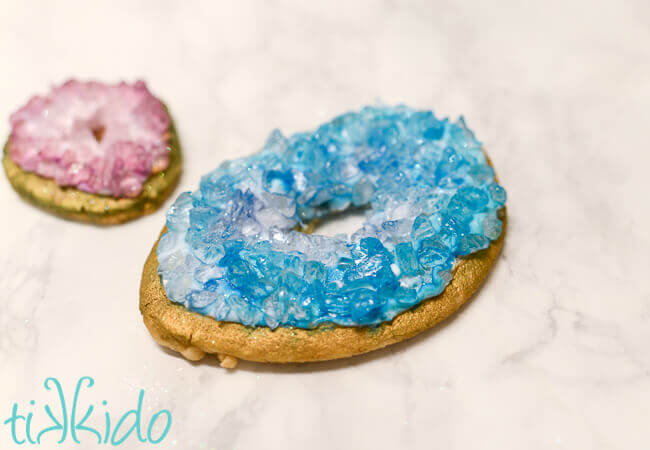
[157,105,506,329]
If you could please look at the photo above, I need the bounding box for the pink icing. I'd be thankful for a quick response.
[9,80,171,198]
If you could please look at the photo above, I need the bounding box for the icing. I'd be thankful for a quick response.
[158,105,506,329]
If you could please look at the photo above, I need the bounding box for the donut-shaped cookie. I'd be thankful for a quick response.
[140,105,506,367]
[3,80,182,224]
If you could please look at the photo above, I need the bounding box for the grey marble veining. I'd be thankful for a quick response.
[0,0,649,448]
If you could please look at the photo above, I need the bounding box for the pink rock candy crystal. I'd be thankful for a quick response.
[9,80,171,198]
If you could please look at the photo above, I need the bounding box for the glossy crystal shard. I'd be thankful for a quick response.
[158,105,506,328]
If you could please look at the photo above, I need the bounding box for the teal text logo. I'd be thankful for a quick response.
[3,376,172,446]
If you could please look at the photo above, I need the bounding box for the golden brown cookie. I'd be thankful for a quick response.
[2,118,182,225]
[139,209,506,368]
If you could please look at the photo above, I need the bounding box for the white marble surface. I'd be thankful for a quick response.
[1,0,649,448]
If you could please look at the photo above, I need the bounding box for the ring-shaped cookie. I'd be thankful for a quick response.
[141,105,506,367]
[3,80,181,224]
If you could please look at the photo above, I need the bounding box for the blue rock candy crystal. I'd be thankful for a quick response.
[157,105,506,328]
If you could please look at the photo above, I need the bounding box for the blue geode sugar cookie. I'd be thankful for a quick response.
[155,105,506,332]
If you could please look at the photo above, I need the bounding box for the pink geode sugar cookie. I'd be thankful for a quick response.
[3,80,182,224]
[9,80,171,198]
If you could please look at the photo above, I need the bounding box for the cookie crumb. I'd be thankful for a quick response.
[218,353,238,369]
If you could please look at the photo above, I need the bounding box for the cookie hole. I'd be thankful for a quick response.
[303,205,368,237]
[92,125,106,142]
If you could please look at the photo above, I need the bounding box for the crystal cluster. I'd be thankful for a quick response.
[158,105,506,329]
[9,80,171,198]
